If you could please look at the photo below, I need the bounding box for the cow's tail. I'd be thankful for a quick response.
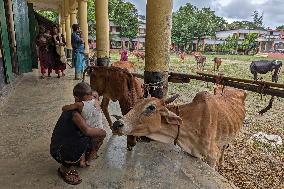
[258,96,275,115]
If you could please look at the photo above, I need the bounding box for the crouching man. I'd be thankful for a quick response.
[50,82,106,185]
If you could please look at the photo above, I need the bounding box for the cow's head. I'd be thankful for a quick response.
[271,60,282,82]
[112,95,182,143]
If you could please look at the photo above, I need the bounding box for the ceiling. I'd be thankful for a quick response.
[28,0,62,11]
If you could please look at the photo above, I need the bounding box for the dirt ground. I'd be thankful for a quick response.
[164,55,284,189]
[108,52,284,189]
[0,68,237,189]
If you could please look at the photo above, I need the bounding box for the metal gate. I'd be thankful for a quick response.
[13,0,32,73]
[0,0,13,83]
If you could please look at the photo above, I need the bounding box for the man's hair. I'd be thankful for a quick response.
[73,82,92,98]
[72,24,80,32]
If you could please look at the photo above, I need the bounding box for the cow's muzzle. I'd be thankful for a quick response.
[112,120,124,131]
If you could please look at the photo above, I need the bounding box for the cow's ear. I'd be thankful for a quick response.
[160,107,182,126]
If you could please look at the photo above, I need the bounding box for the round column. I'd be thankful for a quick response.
[144,0,173,98]
[95,0,110,66]
[65,14,72,57]
[78,0,89,54]
[70,10,78,26]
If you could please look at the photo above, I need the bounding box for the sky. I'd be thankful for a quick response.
[125,0,284,29]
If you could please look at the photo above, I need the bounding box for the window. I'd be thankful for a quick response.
[116,27,121,32]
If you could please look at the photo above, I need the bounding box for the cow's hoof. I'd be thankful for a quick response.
[127,146,133,151]
[137,136,152,143]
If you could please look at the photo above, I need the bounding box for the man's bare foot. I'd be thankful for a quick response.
[86,150,99,165]
[79,153,87,168]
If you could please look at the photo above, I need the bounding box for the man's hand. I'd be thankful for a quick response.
[72,112,106,137]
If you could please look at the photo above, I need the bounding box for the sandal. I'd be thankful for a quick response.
[57,168,82,185]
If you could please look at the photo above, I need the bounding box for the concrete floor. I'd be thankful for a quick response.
[0,69,237,189]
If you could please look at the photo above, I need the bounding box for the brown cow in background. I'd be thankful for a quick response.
[111,61,135,73]
[192,52,206,70]
[213,57,222,71]
[113,87,247,169]
[132,50,145,62]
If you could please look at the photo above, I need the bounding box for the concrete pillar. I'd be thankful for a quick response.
[95,0,110,66]
[144,0,173,98]
[70,10,78,26]
[61,19,66,39]
[63,0,72,59]
[65,15,72,48]
[78,0,89,54]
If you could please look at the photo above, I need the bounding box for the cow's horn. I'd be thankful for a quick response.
[112,115,123,120]
[164,94,180,104]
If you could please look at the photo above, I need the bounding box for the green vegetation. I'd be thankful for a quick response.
[87,0,139,40]
[37,10,58,22]
[172,4,226,50]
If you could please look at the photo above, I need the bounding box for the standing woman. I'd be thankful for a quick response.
[36,25,49,79]
[45,29,60,78]
[53,26,66,77]
[71,24,85,80]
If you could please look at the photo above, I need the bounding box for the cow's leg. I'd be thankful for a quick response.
[218,144,229,169]
[206,146,219,170]
[126,135,137,151]
[217,64,220,71]
[213,63,216,72]
[101,97,112,128]
[253,72,257,81]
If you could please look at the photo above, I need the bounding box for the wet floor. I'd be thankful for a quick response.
[0,68,237,189]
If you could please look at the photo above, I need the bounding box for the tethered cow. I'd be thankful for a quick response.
[250,60,282,83]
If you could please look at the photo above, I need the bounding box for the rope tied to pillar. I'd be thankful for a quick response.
[143,79,167,97]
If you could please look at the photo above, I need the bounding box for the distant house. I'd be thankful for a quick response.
[257,29,284,53]
[192,29,284,53]
[109,18,146,50]
[215,29,266,40]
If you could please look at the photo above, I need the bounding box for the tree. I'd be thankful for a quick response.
[87,0,139,45]
[252,10,263,29]
[276,25,284,30]
[171,3,227,51]
[87,0,96,36]
[109,0,139,44]
[37,10,58,23]
[172,3,197,50]
[240,33,258,54]
[224,35,239,54]
[227,21,256,30]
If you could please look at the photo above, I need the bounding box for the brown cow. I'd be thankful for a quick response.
[88,66,144,150]
[111,61,135,73]
[112,87,246,169]
[132,50,145,62]
[213,57,222,71]
[192,52,206,70]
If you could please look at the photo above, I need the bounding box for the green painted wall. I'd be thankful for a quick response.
[13,0,33,73]
[0,0,13,82]
[28,3,38,69]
